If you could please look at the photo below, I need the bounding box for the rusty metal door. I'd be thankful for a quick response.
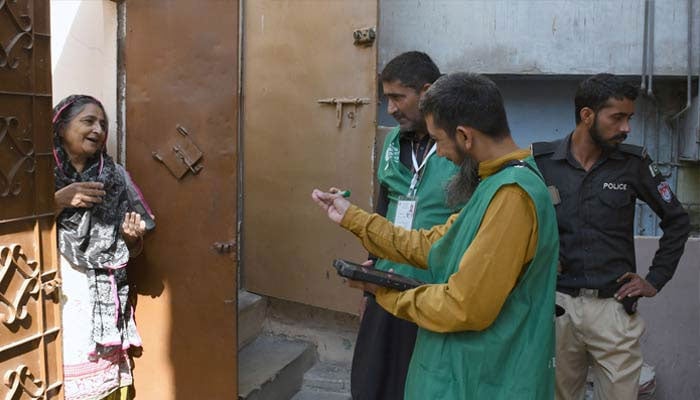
[0,0,64,399]
[123,1,239,399]
[242,1,378,313]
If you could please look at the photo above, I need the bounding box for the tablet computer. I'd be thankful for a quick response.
[332,259,425,291]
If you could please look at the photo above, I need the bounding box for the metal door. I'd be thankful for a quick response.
[123,1,239,399]
[242,1,378,313]
[0,0,63,399]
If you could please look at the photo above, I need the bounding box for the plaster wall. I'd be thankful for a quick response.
[50,0,117,155]
[379,77,694,235]
[379,0,700,76]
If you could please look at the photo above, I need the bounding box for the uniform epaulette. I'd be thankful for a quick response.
[531,141,557,157]
[617,143,647,159]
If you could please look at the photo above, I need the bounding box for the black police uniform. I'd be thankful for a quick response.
[532,134,690,297]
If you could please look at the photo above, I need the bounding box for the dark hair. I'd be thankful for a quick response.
[574,73,639,124]
[419,72,510,140]
[380,51,441,91]
[52,94,108,139]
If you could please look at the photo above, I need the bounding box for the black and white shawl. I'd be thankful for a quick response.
[54,139,142,356]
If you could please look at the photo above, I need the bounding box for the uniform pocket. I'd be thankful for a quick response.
[598,190,633,209]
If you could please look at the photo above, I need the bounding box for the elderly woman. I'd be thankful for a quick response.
[53,95,147,400]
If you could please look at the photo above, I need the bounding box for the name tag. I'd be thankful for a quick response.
[394,198,417,230]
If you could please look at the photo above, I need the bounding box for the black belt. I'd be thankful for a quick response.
[557,286,617,299]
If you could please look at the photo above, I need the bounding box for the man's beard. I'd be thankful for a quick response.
[445,156,480,209]
[396,113,427,135]
[590,118,627,151]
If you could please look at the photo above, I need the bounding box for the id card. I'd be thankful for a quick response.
[394,196,417,230]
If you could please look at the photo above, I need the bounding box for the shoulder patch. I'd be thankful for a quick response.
[648,162,662,178]
[531,141,556,157]
[617,143,647,159]
[657,181,673,203]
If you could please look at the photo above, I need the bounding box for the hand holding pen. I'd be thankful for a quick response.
[311,187,352,224]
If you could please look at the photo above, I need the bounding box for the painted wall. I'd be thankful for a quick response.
[379,0,700,76]
[379,77,693,235]
[50,0,117,155]
[637,237,700,400]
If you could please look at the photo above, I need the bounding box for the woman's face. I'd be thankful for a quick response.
[61,103,107,161]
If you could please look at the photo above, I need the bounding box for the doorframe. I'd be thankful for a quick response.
[116,0,127,165]
[237,0,245,290]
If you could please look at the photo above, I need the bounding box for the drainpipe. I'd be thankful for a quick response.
[670,0,692,121]
[669,0,692,193]
[641,0,649,92]
[697,7,700,162]
[647,0,655,97]
[696,64,700,160]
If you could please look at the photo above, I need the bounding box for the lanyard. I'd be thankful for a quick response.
[408,142,437,196]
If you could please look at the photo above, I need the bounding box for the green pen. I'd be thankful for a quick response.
[332,189,351,198]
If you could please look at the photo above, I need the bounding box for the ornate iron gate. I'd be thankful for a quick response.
[0,1,63,399]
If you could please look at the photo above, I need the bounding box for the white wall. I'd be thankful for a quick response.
[51,0,118,156]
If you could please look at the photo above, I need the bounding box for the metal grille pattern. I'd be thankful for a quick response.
[0,0,62,399]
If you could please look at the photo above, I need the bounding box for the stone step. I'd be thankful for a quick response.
[238,290,267,348]
[291,361,351,400]
[290,389,351,400]
[238,335,316,400]
[301,361,351,393]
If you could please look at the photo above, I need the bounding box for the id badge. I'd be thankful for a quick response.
[394,196,418,230]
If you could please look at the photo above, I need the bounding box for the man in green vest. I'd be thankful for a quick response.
[312,72,560,399]
[352,51,472,400]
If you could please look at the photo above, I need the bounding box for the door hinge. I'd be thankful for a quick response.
[353,27,376,46]
[212,240,237,255]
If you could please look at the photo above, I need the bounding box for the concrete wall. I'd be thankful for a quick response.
[379,77,695,235]
[637,237,700,400]
[377,0,700,236]
[379,0,700,76]
[51,0,118,155]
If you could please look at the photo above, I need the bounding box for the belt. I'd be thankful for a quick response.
[557,286,617,299]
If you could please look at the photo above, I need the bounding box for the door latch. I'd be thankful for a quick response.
[317,97,370,128]
[212,240,236,255]
[152,125,204,180]
[41,277,62,298]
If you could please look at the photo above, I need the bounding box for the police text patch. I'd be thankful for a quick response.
[602,182,627,191]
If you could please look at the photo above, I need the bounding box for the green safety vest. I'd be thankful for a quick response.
[376,127,461,281]
[404,156,559,400]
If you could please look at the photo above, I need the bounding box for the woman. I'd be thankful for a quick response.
[53,95,146,400]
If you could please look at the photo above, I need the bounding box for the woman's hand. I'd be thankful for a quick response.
[121,211,146,245]
[54,182,105,212]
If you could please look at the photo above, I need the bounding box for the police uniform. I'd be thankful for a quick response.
[533,134,690,400]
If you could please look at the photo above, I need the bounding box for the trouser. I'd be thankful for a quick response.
[555,291,645,400]
[351,295,417,400]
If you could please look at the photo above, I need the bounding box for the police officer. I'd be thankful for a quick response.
[533,73,691,400]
